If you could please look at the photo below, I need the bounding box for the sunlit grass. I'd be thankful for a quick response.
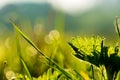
[0,17,120,80]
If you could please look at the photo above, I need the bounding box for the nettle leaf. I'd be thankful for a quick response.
[68,42,85,60]
[68,36,120,80]
[68,37,102,66]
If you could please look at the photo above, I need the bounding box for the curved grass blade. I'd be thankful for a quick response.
[15,26,33,80]
[115,16,120,37]
[21,59,33,80]
[10,19,73,79]
[15,27,22,58]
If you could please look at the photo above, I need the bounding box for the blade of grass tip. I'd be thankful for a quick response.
[90,64,94,79]
[21,59,33,80]
[13,20,33,80]
[115,16,120,37]
[101,39,104,55]
[10,19,44,56]
[10,19,73,79]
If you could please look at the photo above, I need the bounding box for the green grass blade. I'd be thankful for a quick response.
[10,19,44,56]
[115,16,120,37]
[14,24,33,80]
[10,19,73,79]
[15,28,22,58]
[21,59,33,80]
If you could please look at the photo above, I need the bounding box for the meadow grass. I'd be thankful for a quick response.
[1,17,120,80]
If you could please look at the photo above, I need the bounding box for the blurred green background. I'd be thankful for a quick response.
[0,0,120,40]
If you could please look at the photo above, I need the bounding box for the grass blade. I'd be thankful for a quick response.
[21,59,33,80]
[10,19,73,79]
[115,16,120,37]
[15,25,33,80]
